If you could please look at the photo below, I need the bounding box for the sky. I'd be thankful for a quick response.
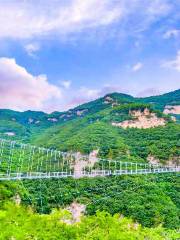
[0,0,179,113]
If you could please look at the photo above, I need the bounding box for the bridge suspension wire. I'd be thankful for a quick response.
[0,138,179,181]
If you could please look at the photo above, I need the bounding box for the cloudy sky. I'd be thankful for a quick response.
[0,0,180,112]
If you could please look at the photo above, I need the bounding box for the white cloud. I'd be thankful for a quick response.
[0,0,173,41]
[163,29,180,39]
[132,62,143,72]
[24,43,40,57]
[162,51,180,71]
[67,84,128,109]
[0,0,123,40]
[61,80,71,89]
[79,87,100,98]
[0,57,62,111]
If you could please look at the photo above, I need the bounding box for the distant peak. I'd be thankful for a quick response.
[104,92,134,99]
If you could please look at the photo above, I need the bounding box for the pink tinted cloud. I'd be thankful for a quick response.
[0,59,128,112]
[67,85,129,109]
[0,57,62,111]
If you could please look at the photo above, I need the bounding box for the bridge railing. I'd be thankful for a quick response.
[0,138,179,180]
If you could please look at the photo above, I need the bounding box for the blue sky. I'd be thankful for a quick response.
[0,0,179,112]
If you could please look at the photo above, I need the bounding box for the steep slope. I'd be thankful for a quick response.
[140,89,180,123]
[1,174,179,230]
[32,103,179,165]
[0,89,179,165]
[1,203,179,239]
[140,89,180,110]
[0,92,135,141]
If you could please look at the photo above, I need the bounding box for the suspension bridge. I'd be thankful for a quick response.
[0,138,179,181]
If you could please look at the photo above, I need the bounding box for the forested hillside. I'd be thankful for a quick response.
[0,89,179,239]
[139,89,180,110]
[0,89,179,166]
[1,204,179,240]
[0,173,179,239]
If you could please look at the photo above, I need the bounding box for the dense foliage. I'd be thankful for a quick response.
[1,204,179,240]
[0,174,179,239]
[33,120,180,163]
[0,89,179,238]
[0,174,178,230]
[31,89,180,164]
[0,89,179,144]
[138,89,180,110]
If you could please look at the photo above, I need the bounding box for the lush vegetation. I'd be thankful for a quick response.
[1,174,179,230]
[0,174,179,239]
[0,89,179,144]
[32,120,180,163]
[1,204,179,240]
[19,174,179,229]
[0,89,179,238]
[31,89,180,164]
[138,89,180,110]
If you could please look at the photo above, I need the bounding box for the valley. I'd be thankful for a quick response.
[0,89,179,239]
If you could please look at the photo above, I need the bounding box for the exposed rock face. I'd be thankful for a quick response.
[28,118,34,124]
[147,155,159,165]
[168,157,180,167]
[105,96,113,102]
[103,96,114,104]
[89,149,99,165]
[73,153,88,178]
[76,109,88,116]
[47,118,58,122]
[66,114,72,118]
[147,155,180,167]
[73,150,99,178]
[13,194,21,205]
[171,116,176,122]
[66,202,86,223]
[59,114,66,119]
[103,96,119,107]
[112,108,166,129]
[4,132,15,136]
[164,105,180,114]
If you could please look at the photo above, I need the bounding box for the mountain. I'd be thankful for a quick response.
[0,89,179,165]
[140,89,180,109]
[0,89,180,233]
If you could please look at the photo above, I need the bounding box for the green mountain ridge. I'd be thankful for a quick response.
[0,89,179,164]
[0,88,179,126]
[0,89,180,237]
